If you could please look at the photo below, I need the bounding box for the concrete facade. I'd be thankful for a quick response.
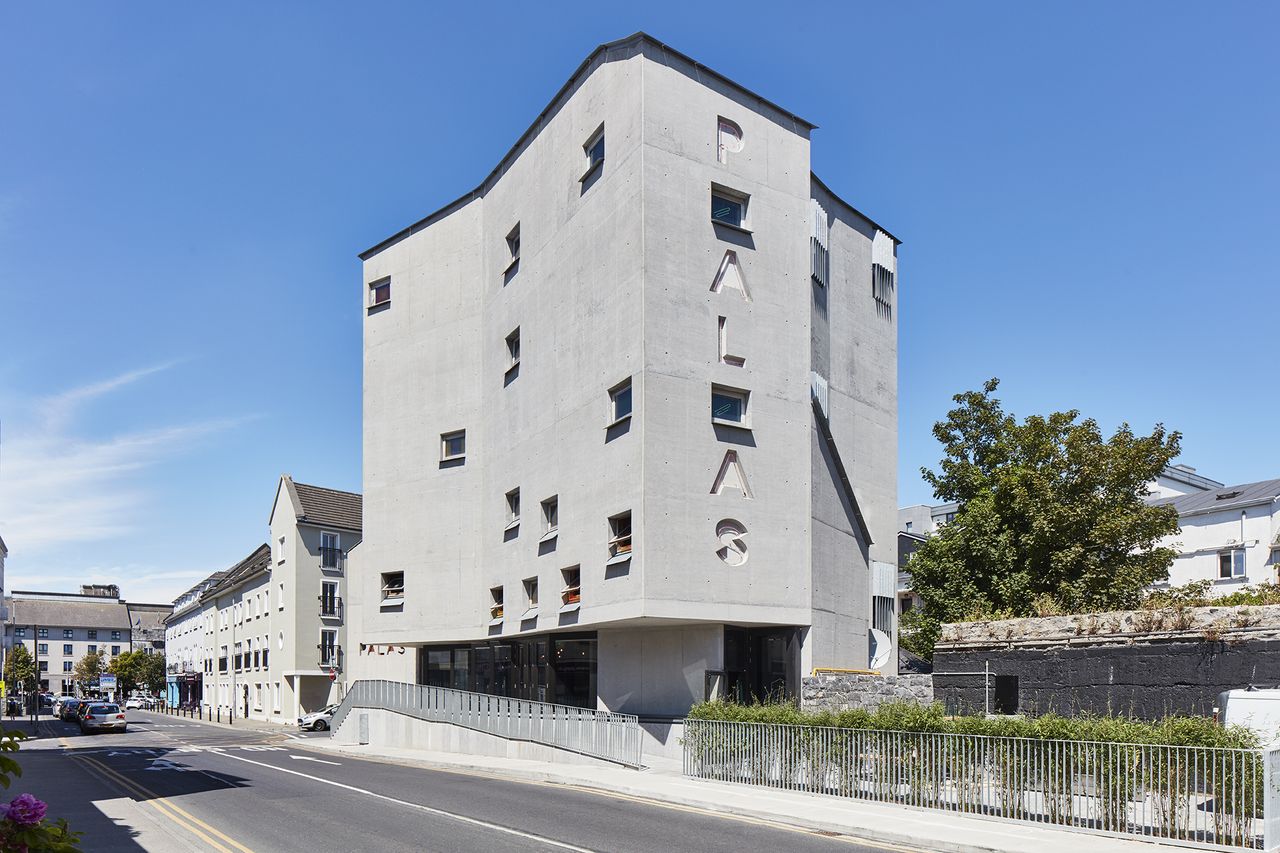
[351,33,899,717]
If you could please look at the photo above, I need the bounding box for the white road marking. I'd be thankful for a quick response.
[145,758,191,772]
[212,750,597,852]
[289,754,340,765]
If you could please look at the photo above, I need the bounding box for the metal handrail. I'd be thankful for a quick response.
[683,717,1276,850]
[331,679,643,768]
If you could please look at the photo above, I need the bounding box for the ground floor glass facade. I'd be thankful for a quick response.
[419,632,597,709]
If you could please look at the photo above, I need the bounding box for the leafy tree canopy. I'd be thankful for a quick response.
[108,651,166,697]
[72,652,105,692]
[2,647,35,693]
[903,379,1181,658]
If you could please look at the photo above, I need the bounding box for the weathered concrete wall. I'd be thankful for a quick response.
[801,673,933,713]
[934,605,1280,719]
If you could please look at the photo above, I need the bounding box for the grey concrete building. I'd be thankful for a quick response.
[349,33,899,718]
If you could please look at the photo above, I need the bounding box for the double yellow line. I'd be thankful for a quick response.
[74,753,254,853]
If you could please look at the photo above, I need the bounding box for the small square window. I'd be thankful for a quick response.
[505,488,521,527]
[368,277,391,309]
[608,511,633,562]
[381,571,404,602]
[111,645,120,656]
[441,430,467,462]
[37,644,47,654]
[711,186,748,230]
[542,496,559,535]
[711,385,750,427]
[489,586,505,623]
[63,644,73,656]
[88,644,97,654]
[64,629,74,639]
[14,628,25,638]
[87,630,97,640]
[609,379,632,425]
[561,566,582,609]
[38,628,48,639]
[1220,550,1246,579]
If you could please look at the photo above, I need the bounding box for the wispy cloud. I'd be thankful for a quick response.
[7,566,214,604]
[0,363,246,552]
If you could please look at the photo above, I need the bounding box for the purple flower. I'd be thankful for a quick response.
[4,793,47,826]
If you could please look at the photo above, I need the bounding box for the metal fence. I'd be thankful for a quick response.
[331,679,643,768]
[683,719,1280,850]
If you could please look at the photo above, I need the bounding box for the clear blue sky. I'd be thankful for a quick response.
[1,2,1276,602]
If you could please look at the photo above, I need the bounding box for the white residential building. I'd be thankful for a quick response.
[166,475,361,722]
[3,585,169,696]
[349,32,900,717]
[1152,478,1280,591]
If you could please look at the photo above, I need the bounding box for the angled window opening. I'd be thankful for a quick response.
[560,566,582,612]
[608,511,632,563]
[441,430,466,462]
[541,495,559,538]
[489,586,505,625]
[368,277,391,310]
[608,378,633,426]
[581,124,605,183]
[505,488,521,529]
[711,385,750,428]
[711,184,749,231]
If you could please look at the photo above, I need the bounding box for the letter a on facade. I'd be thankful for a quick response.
[710,251,750,302]
[710,449,753,499]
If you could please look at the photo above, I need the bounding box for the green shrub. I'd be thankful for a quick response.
[686,700,1258,749]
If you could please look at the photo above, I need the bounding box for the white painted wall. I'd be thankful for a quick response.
[1160,502,1280,590]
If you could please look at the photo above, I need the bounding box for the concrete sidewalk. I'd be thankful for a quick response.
[299,736,1194,853]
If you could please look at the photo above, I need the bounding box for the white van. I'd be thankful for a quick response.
[1218,689,1280,747]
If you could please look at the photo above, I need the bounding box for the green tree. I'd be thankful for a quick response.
[72,651,105,693]
[3,646,35,694]
[904,379,1181,658]
[108,651,166,697]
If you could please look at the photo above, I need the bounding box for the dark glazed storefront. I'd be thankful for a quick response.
[419,632,598,709]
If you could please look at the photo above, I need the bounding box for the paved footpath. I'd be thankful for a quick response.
[15,710,913,852]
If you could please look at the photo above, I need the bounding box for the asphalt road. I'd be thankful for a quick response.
[15,710,916,852]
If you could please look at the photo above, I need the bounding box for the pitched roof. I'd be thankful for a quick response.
[1152,478,1280,517]
[292,481,363,531]
[201,544,272,601]
[361,32,817,260]
[6,595,132,630]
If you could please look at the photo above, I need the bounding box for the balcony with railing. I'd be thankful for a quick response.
[319,547,345,572]
[318,644,343,670]
[319,595,343,620]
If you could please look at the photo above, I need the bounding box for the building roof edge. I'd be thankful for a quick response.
[359,32,818,261]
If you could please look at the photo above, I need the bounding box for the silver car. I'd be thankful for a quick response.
[80,703,127,734]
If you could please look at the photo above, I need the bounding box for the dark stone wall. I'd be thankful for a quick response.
[933,638,1280,719]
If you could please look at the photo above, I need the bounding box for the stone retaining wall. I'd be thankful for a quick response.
[801,673,934,713]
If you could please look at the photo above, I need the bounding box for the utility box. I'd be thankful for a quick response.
[1218,689,1280,747]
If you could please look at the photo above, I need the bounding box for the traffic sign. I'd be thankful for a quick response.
[100,675,118,690]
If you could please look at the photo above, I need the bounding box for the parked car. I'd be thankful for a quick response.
[79,703,127,734]
[297,705,339,731]
[52,694,76,715]
[59,699,83,722]
[124,697,147,710]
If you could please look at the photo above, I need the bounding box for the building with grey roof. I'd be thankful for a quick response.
[3,584,171,695]
[1151,477,1280,591]
[166,475,362,722]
